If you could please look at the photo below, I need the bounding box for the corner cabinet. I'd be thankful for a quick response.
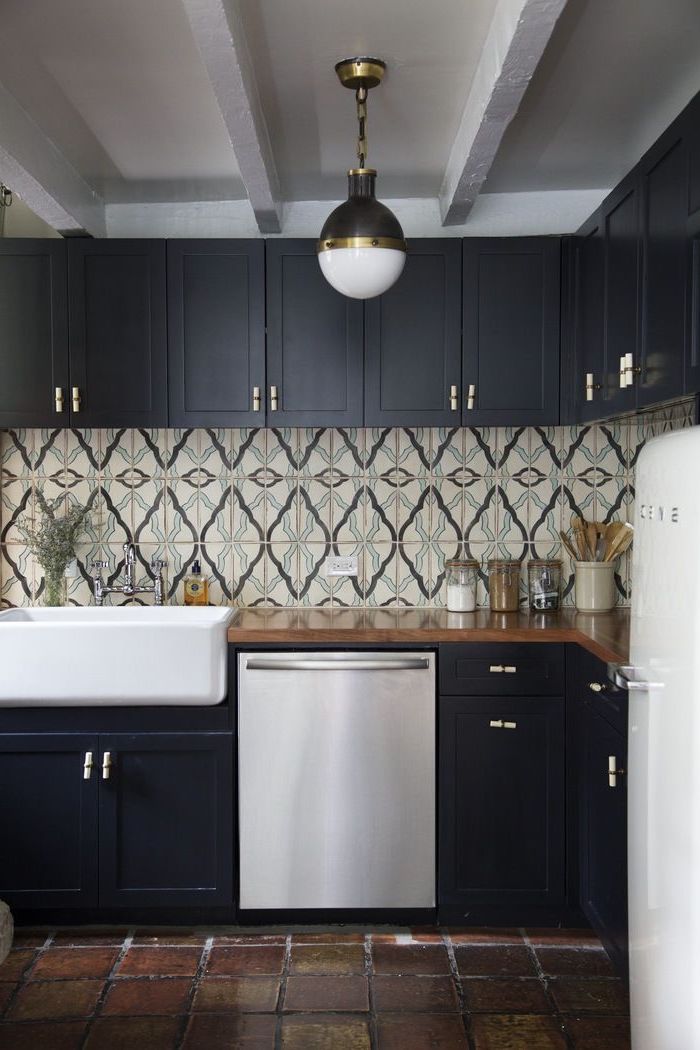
[167,240,265,427]
[0,240,69,429]
[364,240,462,427]
[265,239,364,426]
[462,238,561,426]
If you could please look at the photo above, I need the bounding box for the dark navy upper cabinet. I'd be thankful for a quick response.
[601,178,639,416]
[364,240,462,427]
[266,240,364,426]
[572,220,605,422]
[462,238,561,426]
[0,734,98,909]
[167,240,265,427]
[637,131,688,407]
[68,240,168,428]
[0,240,69,429]
[98,733,233,908]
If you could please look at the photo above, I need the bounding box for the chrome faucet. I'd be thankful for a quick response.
[92,543,166,606]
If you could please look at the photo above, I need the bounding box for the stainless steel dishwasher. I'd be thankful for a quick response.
[238,651,435,910]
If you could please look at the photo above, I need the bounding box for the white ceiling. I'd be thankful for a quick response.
[1,0,700,233]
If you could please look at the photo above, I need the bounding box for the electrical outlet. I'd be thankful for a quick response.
[325,555,358,577]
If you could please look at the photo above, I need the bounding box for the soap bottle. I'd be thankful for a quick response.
[184,560,209,606]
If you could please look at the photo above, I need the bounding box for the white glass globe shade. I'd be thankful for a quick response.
[318,246,406,299]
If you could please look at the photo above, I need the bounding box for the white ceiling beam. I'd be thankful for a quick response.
[0,81,105,236]
[182,0,281,233]
[440,0,568,226]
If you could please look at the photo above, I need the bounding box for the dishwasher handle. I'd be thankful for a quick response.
[244,656,431,672]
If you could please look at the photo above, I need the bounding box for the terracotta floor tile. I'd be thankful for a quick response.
[8,979,104,1021]
[0,982,16,1014]
[373,975,460,1012]
[52,928,129,947]
[462,977,552,1013]
[548,978,629,1015]
[372,943,451,975]
[283,975,369,1012]
[289,944,366,975]
[0,1020,86,1050]
[84,1015,181,1049]
[206,945,286,976]
[10,930,50,948]
[535,948,615,978]
[448,928,523,946]
[291,931,365,944]
[565,1015,632,1049]
[192,976,280,1013]
[376,1013,470,1049]
[281,1014,371,1050]
[213,933,287,946]
[525,928,603,948]
[454,946,537,978]
[0,948,37,980]
[182,1013,277,1049]
[117,946,202,976]
[100,977,192,1016]
[132,929,208,946]
[31,946,119,980]
[470,1014,568,1050]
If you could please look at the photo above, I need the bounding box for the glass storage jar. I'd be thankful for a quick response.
[527,559,561,612]
[445,559,478,612]
[488,559,521,612]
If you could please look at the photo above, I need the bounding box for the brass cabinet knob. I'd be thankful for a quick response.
[83,751,94,780]
[589,682,604,693]
[608,755,625,787]
[586,373,602,401]
[72,386,81,412]
[102,751,112,780]
[270,385,278,411]
[466,384,476,410]
[252,386,261,412]
[449,384,458,411]
[55,387,65,413]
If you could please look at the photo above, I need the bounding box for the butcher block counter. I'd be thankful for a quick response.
[228,607,630,665]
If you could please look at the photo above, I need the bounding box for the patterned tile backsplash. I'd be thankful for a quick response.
[0,399,694,609]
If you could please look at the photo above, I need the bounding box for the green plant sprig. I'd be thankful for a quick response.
[19,490,91,580]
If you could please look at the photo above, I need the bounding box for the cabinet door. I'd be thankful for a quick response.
[266,240,363,426]
[684,97,700,391]
[0,734,98,908]
[68,240,167,427]
[167,240,265,427]
[462,238,561,426]
[98,733,233,907]
[638,133,687,407]
[602,179,639,415]
[0,240,69,428]
[573,219,605,422]
[578,702,628,974]
[364,240,462,426]
[439,697,565,923]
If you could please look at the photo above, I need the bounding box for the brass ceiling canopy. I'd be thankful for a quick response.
[334,57,386,92]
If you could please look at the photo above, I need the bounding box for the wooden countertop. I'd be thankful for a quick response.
[228,608,630,665]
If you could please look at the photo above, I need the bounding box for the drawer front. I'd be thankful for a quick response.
[575,647,627,735]
[439,643,565,696]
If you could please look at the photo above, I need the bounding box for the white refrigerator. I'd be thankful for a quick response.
[626,426,700,1049]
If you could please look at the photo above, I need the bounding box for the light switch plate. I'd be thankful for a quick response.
[325,555,358,577]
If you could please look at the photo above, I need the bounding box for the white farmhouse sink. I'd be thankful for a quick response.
[0,607,233,706]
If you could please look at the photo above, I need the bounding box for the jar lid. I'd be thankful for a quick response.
[528,559,562,567]
[445,558,478,569]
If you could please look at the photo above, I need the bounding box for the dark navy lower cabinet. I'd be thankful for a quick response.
[438,696,566,924]
[0,734,99,909]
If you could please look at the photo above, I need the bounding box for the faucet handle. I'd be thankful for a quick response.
[151,558,167,572]
[91,559,108,573]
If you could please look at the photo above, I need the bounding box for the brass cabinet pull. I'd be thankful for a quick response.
[504,665,516,673]
[466,384,476,410]
[72,386,81,412]
[83,751,93,780]
[449,384,459,411]
[586,373,602,401]
[624,352,641,386]
[619,356,627,390]
[589,682,604,693]
[252,386,261,412]
[270,385,278,411]
[55,387,65,413]
[608,754,625,788]
[489,664,516,673]
[490,719,517,730]
[102,751,112,780]
[489,664,504,673]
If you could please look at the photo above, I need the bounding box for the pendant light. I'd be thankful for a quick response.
[318,57,406,299]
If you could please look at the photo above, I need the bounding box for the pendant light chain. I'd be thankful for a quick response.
[356,86,368,167]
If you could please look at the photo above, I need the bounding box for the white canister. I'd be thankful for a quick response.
[574,561,617,612]
[445,559,478,612]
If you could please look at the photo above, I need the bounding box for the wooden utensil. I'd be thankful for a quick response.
[560,530,580,562]
[604,525,634,562]
[572,516,593,560]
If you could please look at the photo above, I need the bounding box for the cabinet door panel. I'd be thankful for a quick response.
[638,135,687,406]
[0,734,98,908]
[98,733,233,907]
[573,221,605,422]
[168,240,265,426]
[439,696,565,923]
[68,240,167,427]
[266,240,363,426]
[602,181,639,415]
[0,241,69,428]
[364,241,462,426]
[463,238,560,426]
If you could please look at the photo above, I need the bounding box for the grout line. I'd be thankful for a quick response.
[173,933,214,1050]
[365,933,378,1050]
[523,933,575,1050]
[274,934,292,1050]
[79,927,135,1050]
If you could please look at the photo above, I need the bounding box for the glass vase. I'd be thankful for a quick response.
[42,569,67,607]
